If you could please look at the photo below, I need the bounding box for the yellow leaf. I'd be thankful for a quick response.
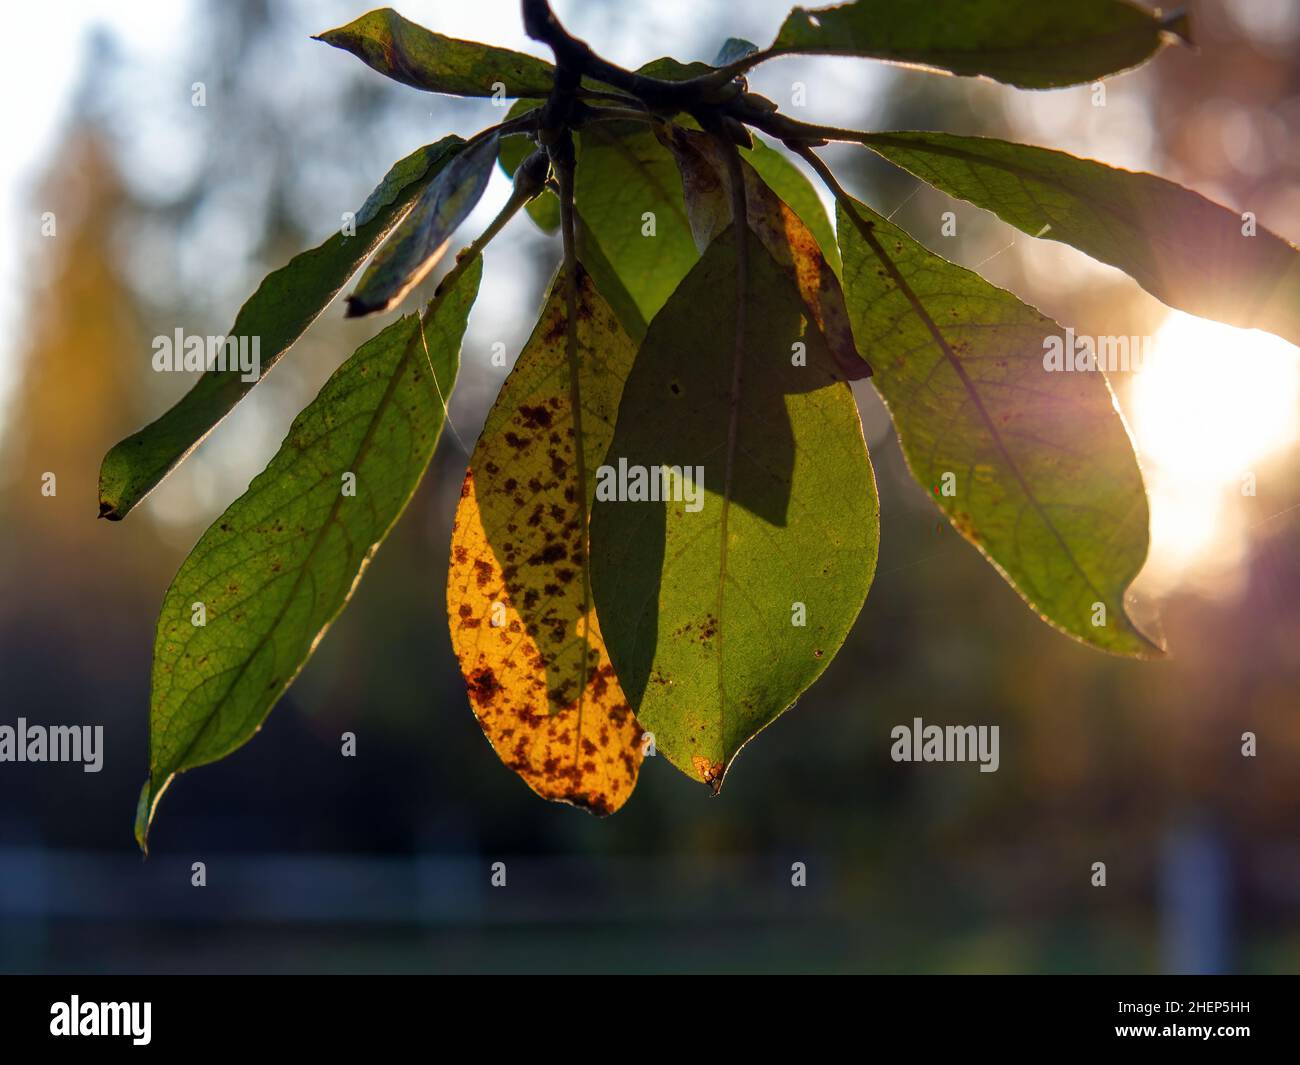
[447,267,644,814]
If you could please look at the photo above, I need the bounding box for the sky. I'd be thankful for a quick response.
[0,2,187,419]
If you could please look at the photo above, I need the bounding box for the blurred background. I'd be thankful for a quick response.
[0,0,1297,974]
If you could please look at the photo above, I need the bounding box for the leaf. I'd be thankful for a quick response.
[448,267,644,814]
[572,120,701,326]
[98,138,464,521]
[858,131,1300,347]
[498,111,688,337]
[135,258,481,851]
[315,7,555,97]
[659,126,868,379]
[743,134,840,274]
[714,38,760,67]
[346,133,499,317]
[572,210,649,343]
[634,57,717,81]
[590,225,879,787]
[495,126,649,342]
[770,0,1189,89]
[495,112,649,340]
[835,193,1157,655]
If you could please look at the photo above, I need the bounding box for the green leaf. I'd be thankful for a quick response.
[135,258,481,851]
[315,7,555,97]
[835,193,1157,656]
[498,107,694,335]
[770,0,1189,89]
[573,211,649,343]
[495,110,650,341]
[573,121,701,326]
[590,226,878,788]
[98,138,464,521]
[448,267,644,814]
[744,134,840,275]
[634,57,717,81]
[347,133,498,317]
[858,131,1300,347]
[499,100,560,232]
[659,125,867,379]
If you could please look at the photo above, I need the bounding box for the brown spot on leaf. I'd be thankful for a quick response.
[519,404,552,429]
[467,666,501,706]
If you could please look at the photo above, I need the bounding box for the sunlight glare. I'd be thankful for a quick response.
[1129,311,1299,594]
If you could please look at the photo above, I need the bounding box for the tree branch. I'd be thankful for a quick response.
[522,0,742,110]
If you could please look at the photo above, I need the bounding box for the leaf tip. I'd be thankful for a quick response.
[1160,7,1194,47]
[1112,588,1167,658]
[1125,612,1168,660]
[311,27,348,49]
[344,295,380,318]
[133,780,153,856]
[566,792,620,818]
[134,773,173,857]
[692,756,726,794]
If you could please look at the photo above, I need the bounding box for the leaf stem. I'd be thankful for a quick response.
[470,106,544,146]
[724,105,884,148]
[708,46,780,84]
[579,105,664,127]
[431,149,546,303]
[575,88,649,109]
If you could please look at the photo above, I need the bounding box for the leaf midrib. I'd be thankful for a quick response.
[842,204,1113,616]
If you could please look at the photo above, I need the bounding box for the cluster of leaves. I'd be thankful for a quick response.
[100,1,1300,848]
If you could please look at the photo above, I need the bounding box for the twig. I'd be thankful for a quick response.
[579,105,664,127]
[522,0,743,110]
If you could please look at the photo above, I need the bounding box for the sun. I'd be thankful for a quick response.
[1127,311,1300,594]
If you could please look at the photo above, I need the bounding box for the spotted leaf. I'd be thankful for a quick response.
[448,266,644,814]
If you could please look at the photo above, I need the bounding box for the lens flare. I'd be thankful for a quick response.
[1128,311,1299,594]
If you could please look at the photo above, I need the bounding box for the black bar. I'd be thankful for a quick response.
[0,976,1286,1052]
